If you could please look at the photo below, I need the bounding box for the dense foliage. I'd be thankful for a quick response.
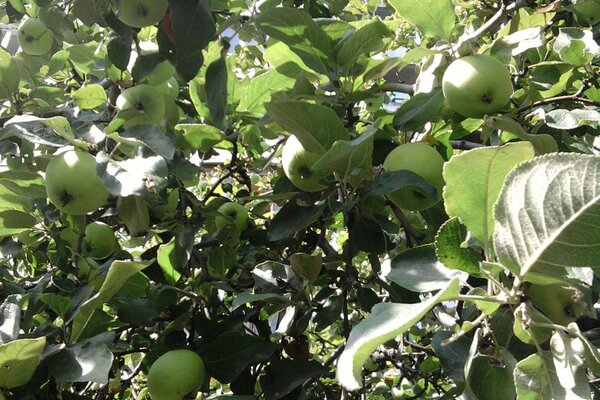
[1,0,600,399]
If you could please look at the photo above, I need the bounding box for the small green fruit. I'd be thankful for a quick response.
[281,135,327,192]
[17,18,54,56]
[82,221,119,259]
[215,202,248,233]
[117,0,169,28]
[116,84,165,127]
[442,54,513,118]
[45,150,109,215]
[529,284,589,326]
[382,142,445,211]
[147,349,205,400]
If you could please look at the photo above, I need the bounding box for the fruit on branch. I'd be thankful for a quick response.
[529,284,589,326]
[147,349,205,400]
[82,221,120,259]
[215,202,248,233]
[117,0,169,28]
[281,135,327,192]
[442,54,513,118]
[45,150,109,215]
[382,142,445,211]
[17,18,54,56]
[116,84,165,127]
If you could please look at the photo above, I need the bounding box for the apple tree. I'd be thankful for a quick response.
[1,0,600,399]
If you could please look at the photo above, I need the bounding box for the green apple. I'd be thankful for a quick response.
[281,135,327,192]
[45,150,109,215]
[382,142,445,211]
[442,54,513,118]
[17,18,54,56]
[82,221,119,259]
[147,349,205,400]
[117,0,169,28]
[116,84,165,127]
[573,0,600,25]
[529,284,589,326]
[215,202,248,233]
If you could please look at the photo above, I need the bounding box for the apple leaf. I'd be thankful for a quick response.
[335,19,392,73]
[157,237,183,285]
[0,337,46,389]
[96,152,169,197]
[267,197,327,241]
[386,0,455,40]
[435,217,483,276]
[119,124,176,160]
[0,295,21,344]
[514,351,591,400]
[466,351,517,400]
[70,260,151,342]
[443,142,535,248]
[106,35,132,71]
[393,89,444,131]
[0,49,20,99]
[170,0,215,81]
[175,123,225,152]
[550,330,590,393]
[487,116,558,154]
[203,331,277,383]
[312,131,374,178]
[545,108,600,130]
[336,278,459,391]
[384,244,467,292]
[2,115,79,147]
[363,169,438,198]
[72,84,107,110]
[205,47,228,129]
[553,28,600,66]
[265,101,348,154]
[46,332,115,384]
[116,195,150,236]
[255,7,331,74]
[0,170,47,198]
[493,153,600,279]
[0,210,37,238]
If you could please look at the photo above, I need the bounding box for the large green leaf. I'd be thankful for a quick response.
[386,0,455,40]
[0,49,20,99]
[203,331,277,383]
[335,19,392,72]
[493,153,600,279]
[265,101,348,154]
[312,131,374,178]
[443,142,535,248]
[336,279,459,390]
[385,244,466,292]
[47,332,114,384]
[0,337,46,389]
[70,260,151,342]
[255,7,331,74]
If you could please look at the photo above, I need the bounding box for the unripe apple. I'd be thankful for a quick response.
[442,54,513,118]
[382,142,445,211]
[281,135,327,192]
[117,0,169,28]
[45,150,109,215]
[147,349,205,400]
[529,284,589,326]
[116,84,165,127]
[17,18,54,56]
[82,221,120,259]
[215,202,248,233]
